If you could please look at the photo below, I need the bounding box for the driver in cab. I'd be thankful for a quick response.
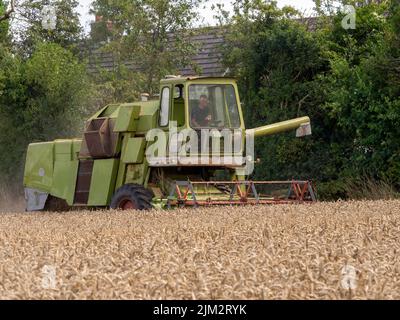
[191,94,212,127]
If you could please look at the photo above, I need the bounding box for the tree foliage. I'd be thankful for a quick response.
[0,43,89,177]
[90,0,203,95]
[0,0,89,180]
[0,0,11,44]
[220,0,400,199]
[13,0,82,56]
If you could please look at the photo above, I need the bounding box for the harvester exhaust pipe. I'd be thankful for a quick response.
[246,116,312,138]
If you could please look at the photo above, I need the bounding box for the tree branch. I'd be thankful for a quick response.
[0,0,16,22]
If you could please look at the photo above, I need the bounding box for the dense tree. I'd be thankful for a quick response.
[0,0,14,22]
[0,0,12,43]
[219,1,332,192]
[319,1,400,193]
[0,1,89,181]
[0,43,89,177]
[220,0,400,199]
[13,0,82,56]
[91,0,203,95]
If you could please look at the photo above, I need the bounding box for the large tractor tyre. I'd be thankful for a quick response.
[44,196,70,212]
[110,184,154,210]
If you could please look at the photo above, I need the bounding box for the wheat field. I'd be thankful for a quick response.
[0,200,399,299]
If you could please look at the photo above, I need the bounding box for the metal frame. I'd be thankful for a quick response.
[167,180,317,208]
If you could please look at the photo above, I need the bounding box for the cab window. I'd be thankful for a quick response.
[189,84,241,128]
[159,87,170,127]
[172,84,185,127]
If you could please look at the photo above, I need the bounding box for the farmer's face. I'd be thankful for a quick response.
[199,96,208,109]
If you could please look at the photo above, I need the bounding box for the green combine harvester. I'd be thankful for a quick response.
[23,76,316,211]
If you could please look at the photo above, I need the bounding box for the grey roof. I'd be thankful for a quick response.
[85,26,226,77]
[179,27,225,76]
[85,18,318,77]
[159,75,236,85]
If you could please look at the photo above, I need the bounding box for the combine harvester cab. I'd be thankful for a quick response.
[23,76,316,211]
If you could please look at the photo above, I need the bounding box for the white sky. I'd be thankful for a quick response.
[78,0,316,33]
